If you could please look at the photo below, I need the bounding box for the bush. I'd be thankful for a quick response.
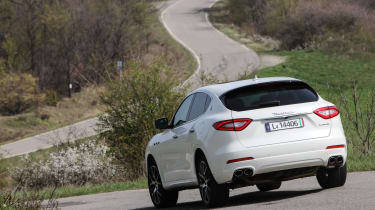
[278,0,362,50]
[99,59,185,178]
[223,0,375,56]
[263,0,300,36]
[339,81,375,155]
[348,0,375,10]
[225,0,267,27]
[0,73,41,115]
[0,188,58,210]
[44,90,59,107]
[10,140,118,189]
[0,0,155,97]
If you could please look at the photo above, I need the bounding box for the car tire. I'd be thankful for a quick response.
[148,159,178,208]
[256,181,282,192]
[196,155,229,208]
[316,163,347,189]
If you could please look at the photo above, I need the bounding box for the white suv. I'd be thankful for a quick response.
[145,77,347,208]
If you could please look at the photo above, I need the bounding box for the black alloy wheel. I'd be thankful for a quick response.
[197,156,229,208]
[148,160,178,208]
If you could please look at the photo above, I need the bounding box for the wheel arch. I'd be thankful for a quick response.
[194,147,222,184]
[194,148,206,169]
[146,154,155,175]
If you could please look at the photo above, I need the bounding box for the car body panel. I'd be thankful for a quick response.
[231,100,333,148]
[146,77,347,190]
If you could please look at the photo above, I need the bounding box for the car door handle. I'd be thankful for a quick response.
[173,135,178,139]
[189,129,195,133]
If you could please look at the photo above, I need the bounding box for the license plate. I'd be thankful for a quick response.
[265,118,304,132]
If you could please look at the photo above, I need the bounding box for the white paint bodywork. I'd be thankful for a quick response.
[145,77,347,190]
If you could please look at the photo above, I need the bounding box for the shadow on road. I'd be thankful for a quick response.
[131,188,322,210]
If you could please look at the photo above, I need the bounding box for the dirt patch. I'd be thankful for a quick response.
[259,55,287,69]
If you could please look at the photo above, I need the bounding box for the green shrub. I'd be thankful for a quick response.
[223,0,375,56]
[277,0,361,50]
[44,90,59,107]
[226,0,267,27]
[263,0,300,36]
[99,59,185,178]
[0,59,6,76]
[0,73,41,115]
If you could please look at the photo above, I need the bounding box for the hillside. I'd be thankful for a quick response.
[209,0,375,171]
[0,0,196,144]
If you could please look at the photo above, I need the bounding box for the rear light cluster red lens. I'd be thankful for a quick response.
[227,157,254,164]
[314,106,340,119]
[213,118,252,131]
[326,144,345,149]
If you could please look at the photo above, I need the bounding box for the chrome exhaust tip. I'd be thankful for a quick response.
[328,156,337,166]
[328,155,344,167]
[243,168,253,176]
[234,169,243,177]
[336,156,344,165]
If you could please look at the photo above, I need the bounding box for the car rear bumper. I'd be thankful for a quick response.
[208,136,347,184]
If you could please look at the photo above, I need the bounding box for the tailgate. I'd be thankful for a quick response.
[231,102,331,148]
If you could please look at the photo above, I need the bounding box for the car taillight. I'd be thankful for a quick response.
[326,144,345,149]
[213,119,252,131]
[314,106,340,119]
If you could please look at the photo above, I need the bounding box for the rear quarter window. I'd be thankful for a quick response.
[221,81,318,111]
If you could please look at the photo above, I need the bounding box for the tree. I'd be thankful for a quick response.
[99,59,185,178]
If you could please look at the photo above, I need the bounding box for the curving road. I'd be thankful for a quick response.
[0,117,99,158]
[57,172,375,209]
[56,1,375,209]
[161,0,260,89]
[0,0,260,159]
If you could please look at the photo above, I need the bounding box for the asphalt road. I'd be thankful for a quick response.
[5,0,374,209]
[162,0,260,89]
[0,117,99,158]
[56,1,375,209]
[57,171,375,210]
[0,0,261,159]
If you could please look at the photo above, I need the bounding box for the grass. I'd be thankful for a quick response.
[0,2,197,146]
[0,1,197,194]
[42,179,147,199]
[257,51,375,94]
[208,0,279,53]
[0,137,94,190]
[0,136,147,201]
[0,86,105,145]
[255,51,375,172]
[0,135,148,202]
[142,7,197,84]
[208,0,375,172]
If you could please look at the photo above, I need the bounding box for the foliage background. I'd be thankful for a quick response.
[99,59,186,177]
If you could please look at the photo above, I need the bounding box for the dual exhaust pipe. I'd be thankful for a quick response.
[234,168,253,178]
[328,155,344,167]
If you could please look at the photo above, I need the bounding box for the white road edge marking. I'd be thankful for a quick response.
[205,0,256,54]
[160,0,202,88]
[161,0,260,88]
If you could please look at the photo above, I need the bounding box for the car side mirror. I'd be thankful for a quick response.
[155,118,170,130]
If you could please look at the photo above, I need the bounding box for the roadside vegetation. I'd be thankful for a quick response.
[0,59,183,206]
[0,57,205,205]
[0,0,196,207]
[99,59,187,178]
[209,0,375,171]
[1,0,374,207]
[0,86,104,145]
[0,0,195,144]
[0,137,147,208]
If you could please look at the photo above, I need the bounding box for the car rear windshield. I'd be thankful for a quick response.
[221,81,318,111]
